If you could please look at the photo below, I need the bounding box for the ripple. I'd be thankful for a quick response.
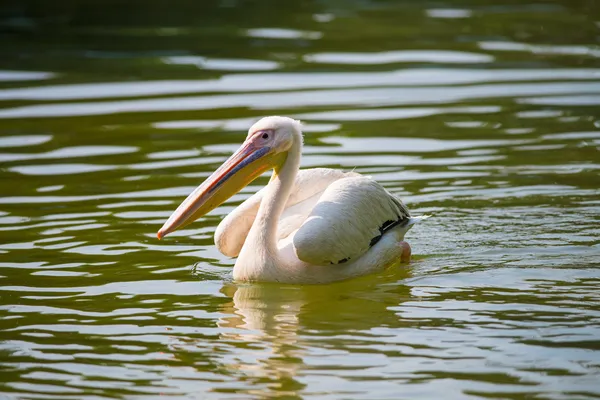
[479,41,600,58]
[2,82,599,119]
[305,50,493,64]
[516,110,563,119]
[519,95,600,106]
[163,56,280,71]
[296,105,500,121]
[426,8,472,18]
[0,146,137,162]
[0,135,53,148]
[1,280,222,297]
[10,164,116,176]
[153,118,340,133]
[0,70,57,81]
[246,27,322,39]
[146,149,201,159]
[1,69,597,101]
[37,185,64,193]
[315,136,524,153]
[542,131,600,140]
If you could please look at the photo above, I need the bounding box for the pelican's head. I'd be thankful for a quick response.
[157,116,302,239]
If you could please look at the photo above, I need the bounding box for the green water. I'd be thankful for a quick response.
[1,1,600,399]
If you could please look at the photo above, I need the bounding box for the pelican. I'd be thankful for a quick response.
[157,116,426,284]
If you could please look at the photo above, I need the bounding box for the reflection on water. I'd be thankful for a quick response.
[0,0,599,398]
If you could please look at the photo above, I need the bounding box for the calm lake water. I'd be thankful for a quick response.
[1,1,600,399]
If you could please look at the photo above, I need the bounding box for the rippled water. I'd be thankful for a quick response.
[1,1,600,399]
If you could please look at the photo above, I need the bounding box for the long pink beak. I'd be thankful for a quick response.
[157,141,273,240]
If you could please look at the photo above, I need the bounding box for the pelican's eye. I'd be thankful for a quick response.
[251,129,273,141]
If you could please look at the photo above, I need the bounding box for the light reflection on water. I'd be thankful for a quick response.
[2,81,600,119]
[0,1,599,399]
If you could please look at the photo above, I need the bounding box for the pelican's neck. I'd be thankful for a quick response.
[242,138,301,265]
[255,142,301,252]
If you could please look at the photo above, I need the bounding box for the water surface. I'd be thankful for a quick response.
[1,1,599,399]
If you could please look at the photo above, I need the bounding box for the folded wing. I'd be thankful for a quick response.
[292,177,411,266]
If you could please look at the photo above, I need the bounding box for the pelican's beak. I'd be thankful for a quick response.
[157,140,284,239]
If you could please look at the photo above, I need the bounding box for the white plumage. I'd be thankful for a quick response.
[158,116,426,284]
[217,168,413,266]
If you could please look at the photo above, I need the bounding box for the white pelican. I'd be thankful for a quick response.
[157,116,426,284]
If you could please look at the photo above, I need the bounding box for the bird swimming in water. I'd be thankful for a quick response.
[158,116,427,284]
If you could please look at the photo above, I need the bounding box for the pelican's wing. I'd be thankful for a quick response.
[215,168,359,257]
[293,177,411,266]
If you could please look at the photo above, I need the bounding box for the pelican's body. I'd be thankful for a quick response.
[158,116,425,284]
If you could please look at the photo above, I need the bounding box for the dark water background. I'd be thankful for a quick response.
[0,1,599,399]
